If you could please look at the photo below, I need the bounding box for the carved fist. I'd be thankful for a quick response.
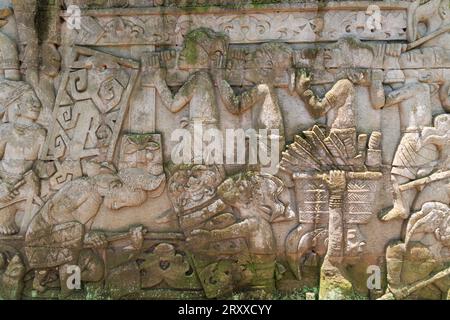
[212,53,228,84]
[385,43,407,58]
[84,232,108,249]
[0,182,20,203]
[295,68,312,96]
[130,226,147,250]
[142,53,166,86]
[325,170,347,194]
[187,229,211,247]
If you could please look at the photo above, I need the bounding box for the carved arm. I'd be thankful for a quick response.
[295,68,354,118]
[216,78,265,115]
[210,218,256,241]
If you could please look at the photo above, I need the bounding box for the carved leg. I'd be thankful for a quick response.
[32,269,50,293]
[385,243,405,292]
[79,249,105,283]
[382,175,416,221]
[0,205,19,235]
[58,250,104,298]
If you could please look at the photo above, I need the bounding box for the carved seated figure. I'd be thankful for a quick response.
[189,172,286,294]
[0,81,46,235]
[24,167,148,296]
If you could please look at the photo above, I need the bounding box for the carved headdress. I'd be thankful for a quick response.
[0,80,34,119]
[184,28,229,61]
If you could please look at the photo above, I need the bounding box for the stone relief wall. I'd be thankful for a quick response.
[0,0,448,300]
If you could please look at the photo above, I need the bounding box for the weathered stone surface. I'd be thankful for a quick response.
[0,0,448,300]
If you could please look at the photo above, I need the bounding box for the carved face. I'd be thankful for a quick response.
[16,90,41,121]
[95,174,147,210]
[434,113,450,132]
[345,228,366,258]
[218,172,285,222]
[103,185,147,210]
[168,165,225,212]
[245,51,274,84]
[323,47,342,69]
[2,255,25,280]
[245,43,292,84]
[178,39,209,70]
[347,68,370,85]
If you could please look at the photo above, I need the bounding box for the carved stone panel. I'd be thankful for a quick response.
[0,0,449,301]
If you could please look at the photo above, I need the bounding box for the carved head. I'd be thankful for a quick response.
[178,28,229,70]
[0,80,41,122]
[94,172,147,210]
[323,37,374,69]
[345,228,367,259]
[168,164,225,212]
[405,202,450,247]
[340,68,371,86]
[15,89,42,121]
[217,172,285,222]
[2,255,25,280]
[246,42,294,84]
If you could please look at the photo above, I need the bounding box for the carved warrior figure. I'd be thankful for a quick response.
[0,81,46,235]
[215,42,290,155]
[407,0,450,49]
[380,70,448,221]
[382,202,450,300]
[279,94,383,296]
[168,164,243,298]
[168,165,287,297]
[24,166,151,294]
[146,28,228,164]
[189,172,287,294]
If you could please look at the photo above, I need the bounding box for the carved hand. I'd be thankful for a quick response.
[325,170,347,194]
[187,229,211,246]
[295,68,312,96]
[212,53,227,85]
[84,232,108,249]
[385,43,407,57]
[0,181,20,202]
[130,226,146,250]
[143,53,167,86]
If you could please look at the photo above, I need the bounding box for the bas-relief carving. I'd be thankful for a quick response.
[0,0,449,300]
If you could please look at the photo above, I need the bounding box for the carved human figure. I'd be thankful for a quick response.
[189,172,286,293]
[0,81,46,235]
[295,67,383,130]
[12,0,61,125]
[146,28,228,164]
[380,70,443,221]
[24,167,148,295]
[215,42,290,155]
[407,0,450,48]
[383,202,450,300]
